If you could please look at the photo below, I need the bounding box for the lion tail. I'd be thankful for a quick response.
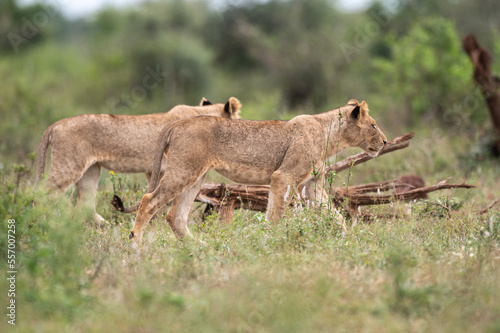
[36,125,53,184]
[112,126,174,214]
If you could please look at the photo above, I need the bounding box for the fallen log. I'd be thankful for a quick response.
[196,183,270,221]
[196,178,475,223]
[330,177,474,207]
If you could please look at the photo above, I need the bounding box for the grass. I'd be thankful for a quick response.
[1,136,500,332]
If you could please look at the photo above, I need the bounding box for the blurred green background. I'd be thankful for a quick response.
[1,0,499,167]
[1,2,500,331]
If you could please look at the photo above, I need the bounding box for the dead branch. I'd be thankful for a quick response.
[480,198,500,215]
[325,132,414,175]
[331,178,474,207]
[341,179,407,194]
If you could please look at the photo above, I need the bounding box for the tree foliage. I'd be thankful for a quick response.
[216,0,341,108]
[0,0,499,163]
[374,17,474,126]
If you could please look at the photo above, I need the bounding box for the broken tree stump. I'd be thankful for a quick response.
[462,34,500,155]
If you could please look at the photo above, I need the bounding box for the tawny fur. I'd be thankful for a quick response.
[127,99,387,247]
[36,97,242,225]
[396,174,427,199]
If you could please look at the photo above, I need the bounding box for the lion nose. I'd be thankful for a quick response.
[383,140,387,145]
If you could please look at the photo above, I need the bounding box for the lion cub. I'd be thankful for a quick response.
[36,97,242,225]
[126,99,387,247]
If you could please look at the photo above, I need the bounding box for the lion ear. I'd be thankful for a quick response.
[224,97,242,115]
[347,99,359,106]
[351,105,361,119]
[200,97,212,106]
[351,100,369,119]
[360,101,368,112]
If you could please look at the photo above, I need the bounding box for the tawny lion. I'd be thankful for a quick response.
[36,97,242,224]
[125,99,387,247]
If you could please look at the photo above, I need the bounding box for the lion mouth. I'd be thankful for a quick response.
[366,146,381,157]
[361,143,381,156]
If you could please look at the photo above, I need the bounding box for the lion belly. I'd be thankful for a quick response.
[99,155,167,175]
[215,164,274,185]
[99,158,152,174]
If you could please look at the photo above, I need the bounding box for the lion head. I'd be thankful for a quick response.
[344,99,387,157]
[198,97,242,119]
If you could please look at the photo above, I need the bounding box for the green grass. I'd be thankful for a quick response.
[1,139,500,333]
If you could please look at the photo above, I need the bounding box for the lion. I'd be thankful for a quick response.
[125,99,387,247]
[36,97,242,225]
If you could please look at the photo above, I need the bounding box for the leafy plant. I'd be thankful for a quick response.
[415,197,465,218]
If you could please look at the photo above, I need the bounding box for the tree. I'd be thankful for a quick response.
[373,17,475,127]
[215,0,341,109]
[462,34,500,155]
[0,0,64,55]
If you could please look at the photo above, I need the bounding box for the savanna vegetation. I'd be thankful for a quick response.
[1,0,499,331]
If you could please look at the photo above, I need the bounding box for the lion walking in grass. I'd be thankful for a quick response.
[124,99,387,247]
[36,97,242,224]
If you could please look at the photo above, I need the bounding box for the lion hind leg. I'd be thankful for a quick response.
[46,144,94,192]
[75,163,104,226]
[130,168,207,247]
[47,161,86,193]
[145,170,165,190]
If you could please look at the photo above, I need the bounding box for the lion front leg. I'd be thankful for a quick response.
[129,192,159,249]
[265,171,298,223]
[298,176,327,207]
[299,177,345,224]
[130,168,208,248]
[129,183,176,248]
[165,174,206,240]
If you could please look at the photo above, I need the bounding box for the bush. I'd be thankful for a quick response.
[374,17,475,127]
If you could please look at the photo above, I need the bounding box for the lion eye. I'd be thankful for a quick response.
[372,124,377,130]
